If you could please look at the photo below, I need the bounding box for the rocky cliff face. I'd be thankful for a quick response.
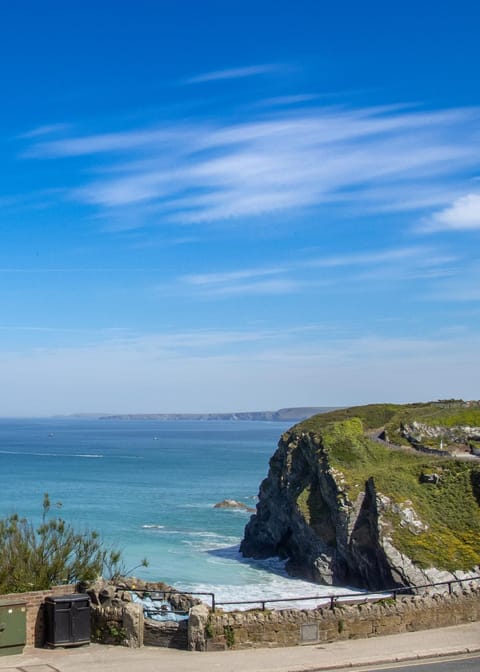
[241,406,480,590]
[241,431,404,589]
[399,421,480,447]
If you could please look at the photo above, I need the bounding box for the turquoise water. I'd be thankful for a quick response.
[0,418,346,607]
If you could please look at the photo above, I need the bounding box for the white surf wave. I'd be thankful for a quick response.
[75,453,104,458]
[141,524,165,529]
[0,449,104,458]
[172,544,371,611]
[178,574,367,611]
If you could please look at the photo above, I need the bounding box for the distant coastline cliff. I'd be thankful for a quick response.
[241,401,480,590]
[94,407,333,422]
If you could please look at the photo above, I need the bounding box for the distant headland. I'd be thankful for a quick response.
[76,407,334,422]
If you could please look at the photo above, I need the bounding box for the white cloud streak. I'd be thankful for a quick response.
[19,123,72,139]
[183,265,286,286]
[185,64,279,84]
[22,104,480,228]
[176,245,458,298]
[24,128,189,158]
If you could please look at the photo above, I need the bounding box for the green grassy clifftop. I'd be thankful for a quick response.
[294,399,480,435]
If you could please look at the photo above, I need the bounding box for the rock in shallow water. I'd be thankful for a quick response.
[214,499,256,512]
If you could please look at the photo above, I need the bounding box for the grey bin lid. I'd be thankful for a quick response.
[45,594,90,604]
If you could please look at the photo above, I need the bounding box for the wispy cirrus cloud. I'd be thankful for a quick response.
[19,123,72,139]
[257,94,321,108]
[180,264,297,297]
[185,63,280,84]
[424,264,480,302]
[23,127,189,158]
[183,265,287,286]
[21,103,480,228]
[303,246,434,268]
[189,278,299,297]
[177,245,457,298]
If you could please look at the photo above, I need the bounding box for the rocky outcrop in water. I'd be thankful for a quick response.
[214,499,256,512]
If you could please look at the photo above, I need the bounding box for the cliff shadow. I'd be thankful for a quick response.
[471,468,480,507]
[348,477,401,591]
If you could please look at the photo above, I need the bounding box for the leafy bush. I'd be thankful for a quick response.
[0,494,126,594]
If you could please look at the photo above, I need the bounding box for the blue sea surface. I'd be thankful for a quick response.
[0,418,346,607]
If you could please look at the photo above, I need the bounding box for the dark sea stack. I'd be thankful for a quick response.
[241,401,480,590]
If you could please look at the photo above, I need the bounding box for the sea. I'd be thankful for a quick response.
[0,418,355,609]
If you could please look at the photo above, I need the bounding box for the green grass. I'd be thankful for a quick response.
[295,403,402,433]
[296,485,312,522]
[295,400,480,437]
[382,462,480,570]
[436,410,480,427]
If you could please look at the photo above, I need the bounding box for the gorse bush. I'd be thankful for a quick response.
[0,494,144,594]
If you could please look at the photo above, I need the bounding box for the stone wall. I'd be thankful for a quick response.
[87,579,194,649]
[90,602,188,650]
[90,602,143,648]
[4,582,478,653]
[0,584,77,648]
[198,585,480,650]
[144,619,188,648]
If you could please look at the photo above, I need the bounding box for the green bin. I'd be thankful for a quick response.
[0,600,26,656]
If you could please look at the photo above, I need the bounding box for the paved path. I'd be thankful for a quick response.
[367,429,480,461]
[1,622,480,672]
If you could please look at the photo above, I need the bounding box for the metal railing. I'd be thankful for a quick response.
[128,589,216,612]
[214,575,480,612]
[127,576,479,614]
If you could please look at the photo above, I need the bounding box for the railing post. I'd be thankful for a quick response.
[262,601,266,611]
[448,582,452,594]
[212,593,216,612]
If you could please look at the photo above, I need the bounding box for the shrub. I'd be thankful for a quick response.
[0,494,125,594]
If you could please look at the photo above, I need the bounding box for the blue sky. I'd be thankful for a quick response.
[1,0,479,415]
